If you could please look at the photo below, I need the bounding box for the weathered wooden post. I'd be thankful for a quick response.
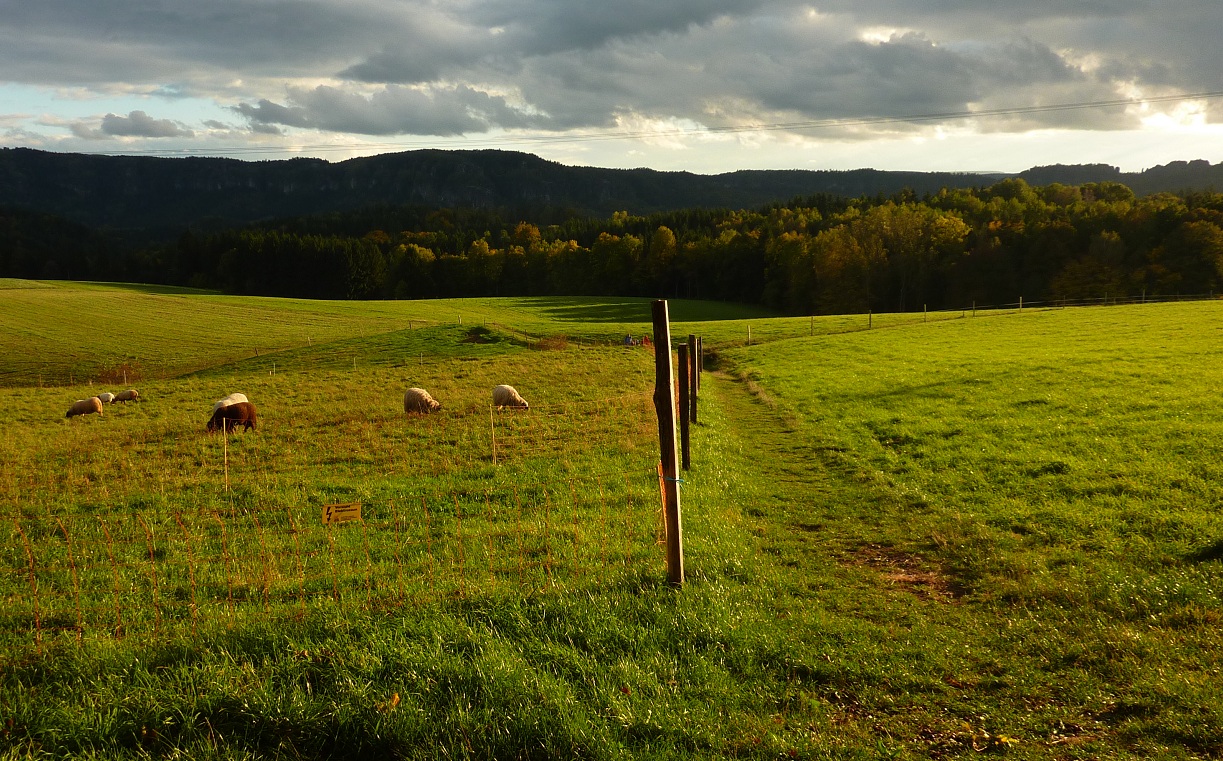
[678,343,691,471]
[651,300,684,586]
[687,333,698,425]
[696,336,702,393]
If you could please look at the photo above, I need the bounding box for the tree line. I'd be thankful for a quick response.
[4,178,1222,313]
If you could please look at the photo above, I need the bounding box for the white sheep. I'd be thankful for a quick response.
[96,392,116,404]
[492,384,529,409]
[114,389,140,402]
[213,393,249,412]
[66,397,103,418]
[403,387,442,414]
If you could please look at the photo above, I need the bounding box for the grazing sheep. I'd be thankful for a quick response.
[212,392,249,412]
[114,389,140,402]
[492,384,529,409]
[96,392,116,404]
[403,387,441,414]
[207,401,258,433]
[66,397,103,418]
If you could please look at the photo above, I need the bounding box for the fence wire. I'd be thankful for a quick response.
[2,470,667,650]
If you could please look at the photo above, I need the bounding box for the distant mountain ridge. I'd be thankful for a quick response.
[1,147,1220,234]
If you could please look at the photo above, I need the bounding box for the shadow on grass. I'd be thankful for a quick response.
[68,281,221,296]
[519,296,777,324]
[1188,538,1223,562]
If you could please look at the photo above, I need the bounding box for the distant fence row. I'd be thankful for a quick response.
[3,472,667,650]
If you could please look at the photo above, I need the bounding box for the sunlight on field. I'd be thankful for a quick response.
[3,288,1222,758]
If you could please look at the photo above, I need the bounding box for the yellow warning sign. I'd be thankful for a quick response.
[322,502,362,525]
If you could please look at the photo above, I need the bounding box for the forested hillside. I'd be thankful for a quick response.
[5,177,1220,314]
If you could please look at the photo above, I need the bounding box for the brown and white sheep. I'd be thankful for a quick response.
[492,384,529,409]
[212,392,249,412]
[403,387,441,414]
[66,397,103,418]
[207,401,258,433]
[96,392,116,404]
[114,389,140,402]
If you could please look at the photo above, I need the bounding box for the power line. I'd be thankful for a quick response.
[94,89,1223,159]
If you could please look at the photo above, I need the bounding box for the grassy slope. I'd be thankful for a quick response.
[0,280,778,387]
[720,301,1223,757]
[2,286,1222,758]
[0,279,961,388]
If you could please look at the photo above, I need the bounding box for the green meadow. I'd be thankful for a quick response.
[1,279,1221,759]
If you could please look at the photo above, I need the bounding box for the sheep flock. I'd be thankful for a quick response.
[62,384,531,431]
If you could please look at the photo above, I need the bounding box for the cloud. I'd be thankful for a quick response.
[2,0,1222,160]
[236,84,546,136]
[101,110,194,137]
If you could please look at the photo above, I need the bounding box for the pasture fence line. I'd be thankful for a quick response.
[2,470,666,653]
[733,292,1221,350]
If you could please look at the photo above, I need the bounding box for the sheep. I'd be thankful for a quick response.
[492,384,529,409]
[212,392,249,412]
[96,392,116,404]
[207,401,257,433]
[114,389,140,402]
[403,387,441,414]
[66,397,103,418]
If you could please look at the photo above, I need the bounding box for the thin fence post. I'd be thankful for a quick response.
[326,523,339,604]
[55,518,83,640]
[138,516,161,639]
[688,333,698,425]
[514,489,525,588]
[485,491,496,591]
[454,495,466,599]
[651,299,684,586]
[14,521,41,648]
[283,509,305,617]
[597,480,609,585]
[544,489,553,587]
[422,497,435,596]
[360,513,373,606]
[696,336,702,394]
[251,514,272,613]
[98,517,124,637]
[212,512,235,626]
[175,513,199,639]
[391,501,405,605]
[490,404,498,465]
[568,480,583,583]
[678,343,691,471]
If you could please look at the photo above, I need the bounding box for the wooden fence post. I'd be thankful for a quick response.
[651,300,684,586]
[687,333,698,425]
[696,336,702,393]
[678,343,691,471]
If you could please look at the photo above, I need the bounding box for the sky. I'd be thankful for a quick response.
[2,0,1222,175]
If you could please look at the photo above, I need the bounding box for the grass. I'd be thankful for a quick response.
[2,284,1222,758]
[718,300,1223,757]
